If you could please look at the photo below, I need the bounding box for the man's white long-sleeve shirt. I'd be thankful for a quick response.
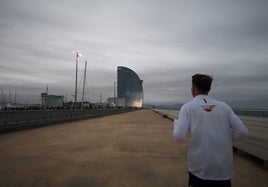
[173,95,248,180]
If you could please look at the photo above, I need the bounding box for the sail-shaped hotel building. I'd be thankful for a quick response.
[117,66,143,108]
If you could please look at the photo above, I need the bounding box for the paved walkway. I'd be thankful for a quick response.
[0,110,267,187]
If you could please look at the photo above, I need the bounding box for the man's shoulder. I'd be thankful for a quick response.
[210,98,232,109]
[181,97,232,109]
[210,98,228,105]
[181,100,194,107]
[180,99,199,111]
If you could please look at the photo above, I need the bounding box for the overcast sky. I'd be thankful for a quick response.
[0,0,268,108]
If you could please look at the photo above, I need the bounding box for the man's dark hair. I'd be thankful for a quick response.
[192,74,213,93]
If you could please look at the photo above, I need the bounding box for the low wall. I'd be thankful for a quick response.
[233,116,268,163]
[0,109,136,133]
[153,109,268,164]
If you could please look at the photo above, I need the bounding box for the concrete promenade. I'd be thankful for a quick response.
[0,110,267,187]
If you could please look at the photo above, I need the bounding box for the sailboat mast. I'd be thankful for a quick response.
[81,61,87,109]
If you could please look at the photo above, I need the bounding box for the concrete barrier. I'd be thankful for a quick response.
[152,109,268,164]
[153,109,179,120]
[233,116,268,164]
[0,109,137,133]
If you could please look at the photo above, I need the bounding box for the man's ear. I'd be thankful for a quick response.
[191,85,196,97]
[191,85,196,92]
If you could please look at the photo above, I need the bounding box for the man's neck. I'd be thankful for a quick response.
[194,92,208,97]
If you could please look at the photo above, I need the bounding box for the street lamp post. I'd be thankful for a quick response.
[114,82,117,108]
[75,52,81,109]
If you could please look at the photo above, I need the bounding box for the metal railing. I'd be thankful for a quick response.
[0,109,137,133]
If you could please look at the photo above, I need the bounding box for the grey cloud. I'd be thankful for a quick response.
[0,0,267,108]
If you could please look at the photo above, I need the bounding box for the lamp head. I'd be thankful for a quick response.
[76,52,82,57]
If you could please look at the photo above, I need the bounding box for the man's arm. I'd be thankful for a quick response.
[229,109,248,141]
[173,105,189,142]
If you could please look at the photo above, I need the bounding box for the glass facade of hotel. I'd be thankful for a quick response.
[117,66,143,108]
